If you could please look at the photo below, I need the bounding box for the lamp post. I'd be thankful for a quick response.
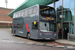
[5,0,8,8]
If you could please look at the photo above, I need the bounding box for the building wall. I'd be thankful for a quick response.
[0,7,13,26]
[48,0,75,41]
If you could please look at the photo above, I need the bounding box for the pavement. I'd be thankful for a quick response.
[56,39,75,46]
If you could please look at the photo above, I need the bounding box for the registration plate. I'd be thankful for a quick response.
[45,38,50,40]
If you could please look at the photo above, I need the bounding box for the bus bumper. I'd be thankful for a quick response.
[38,33,57,40]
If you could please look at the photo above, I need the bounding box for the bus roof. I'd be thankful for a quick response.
[8,0,58,18]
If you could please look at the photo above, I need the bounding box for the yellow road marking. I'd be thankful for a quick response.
[27,40,41,43]
[52,42,55,43]
[47,42,55,43]
[15,37,28,41]
[21,39,26,41]
[16,37,22,39]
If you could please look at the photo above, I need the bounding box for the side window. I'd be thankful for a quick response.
[20,24,23,28]
[17,24,23,28]
[17,24,19,28]
[23,11,24,16]
[14,24,17,28]
[15,13,17,18]
[17,13,19,18]
[20,12,22,16]
[29,8,32,14]
[20,11,21,17]
[21,10,24,16]
[14,24,23,29]
[24,10,25,15]
[25,9,28,16]
[18,12,21,17]
[33,6,37,13]
[32,22,38,29]
[13,13,15,18]
[17,12,19,17]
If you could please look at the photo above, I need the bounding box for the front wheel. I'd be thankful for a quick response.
[27,33,30,39]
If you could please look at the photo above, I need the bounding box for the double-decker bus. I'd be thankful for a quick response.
[12,4,57,40]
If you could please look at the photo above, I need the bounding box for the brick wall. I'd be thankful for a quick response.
[0,7,13,26]
[0,7,13,21]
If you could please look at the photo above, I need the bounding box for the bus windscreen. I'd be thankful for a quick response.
[40,6,56,21]
[40,22,56,32]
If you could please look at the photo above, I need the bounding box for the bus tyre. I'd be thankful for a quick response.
[12,33,15,36]
[27,33,30,39]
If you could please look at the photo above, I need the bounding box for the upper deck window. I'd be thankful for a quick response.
[33,6,37,13]
[29,8,32,14]
[25,9,28,16]
[50,9,55,15]
[18,11,21,17]
[15,13,18,18]
[21,10,24,16]
[40,6,56,21]
[40,6,55,16]
[13,13,15,18]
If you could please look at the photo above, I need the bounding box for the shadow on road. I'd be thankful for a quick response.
[14,35,55,43]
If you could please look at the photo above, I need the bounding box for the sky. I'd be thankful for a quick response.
[0,0,25,9]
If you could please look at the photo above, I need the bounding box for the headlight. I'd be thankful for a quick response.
[39,33,42,35]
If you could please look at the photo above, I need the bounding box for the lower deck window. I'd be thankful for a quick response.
[13,23,23,29]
